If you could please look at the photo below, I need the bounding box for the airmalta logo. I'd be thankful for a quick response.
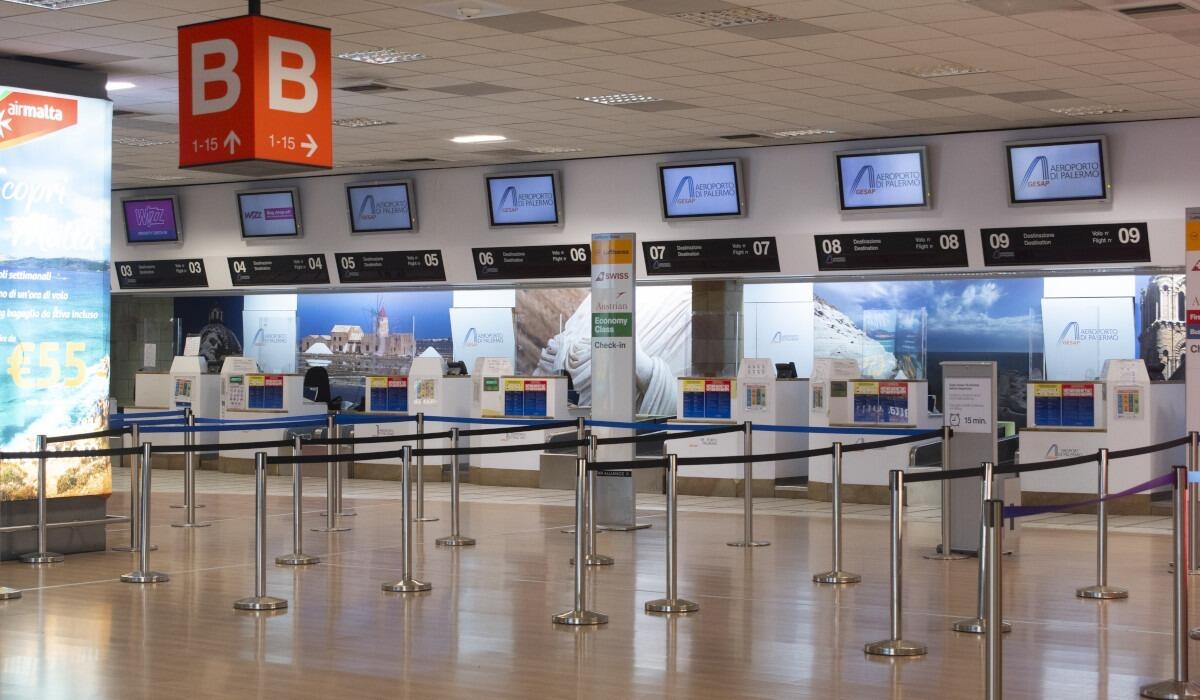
[851,164,876,195]
[0,90,78,150]
[672,176,696,205]
[1020,155,1050,189]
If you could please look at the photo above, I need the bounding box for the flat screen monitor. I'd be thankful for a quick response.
[238,188,301,238]
[775,362,797,379]
[836,147,929,211]
[122,195,181,243]
[346,181,415,232]
[486,172,561,227]
[446,361,468,376]
[1006,137,1109,205]
[658,160,745,219]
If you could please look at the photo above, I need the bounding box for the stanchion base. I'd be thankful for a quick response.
[597,523,652,531]
[864,639,928,657]
[171,522,212,529]
[111,545,157,552]
[645,598,699,614]
[276,553,320,566]
[1140,679,1200,699]
[311,526,352,533]
[320,510,358,517]
[20,552,64,564]
[1076,584,1129,600]
[169,504,205,509]
[813,570,862,585]
[552,609,608,626]
[923,546,969,561]
[1189,627,1200,640]
[382,578,431,593]
[0,587,21,600]
[436,535,476,547]
[585,554,615,566]
[414,516,439,523]
[120,570,169,584]
[952,617,1012,634]
[727,540,770,548]
[233,595,288,611]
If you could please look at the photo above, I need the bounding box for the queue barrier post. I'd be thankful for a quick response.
[583,433,613,566]
[813,442,860,584]
[383,445,431,593]
[865,469,925,656]
[20,435,64,564]
[953,461,1011,635]
[120,442,168,584]
[336,424,355,518]
[436,427,475,547]
[1077,448,1127,600]
[172,411,211,529]
[646,454,698,614]
[985,498,1004,700]
[553,457,607,626]
[413,413,436,523]
[313,413,351,534]
[1190,432,1199,574]
[113,423,154,553]
[234,452,287,611]
[276,435,319,566]
[925,425,967,561]
[728,422,768,548]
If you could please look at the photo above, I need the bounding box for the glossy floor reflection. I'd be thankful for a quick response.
[0,474,1185,699]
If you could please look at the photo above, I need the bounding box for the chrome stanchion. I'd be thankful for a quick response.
[21,435,63,564]
[728,422,768,547]
[583,433,613,566]
[277,435,319,566]
[336,423,356,517]
[984,498,1004,700]
[383,446,431,593]
[926,425,967,560]
[113,423,154,552]
[436,427,475,547]
[1190,432,1199,574]
[814,442,860,584]
[1077,448,1127,599]
[1143,466,1200,698]
[313,414,350,533]
[646,454,697,614]
[865,469,925,656]
[121,442,168,584]
[235,452,287,611]
[172,412,210,528]
[413,413,436,522]
[553,456,607,626]
[953,462,1011,634]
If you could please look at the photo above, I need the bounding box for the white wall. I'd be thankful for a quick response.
[111,117,1196,293]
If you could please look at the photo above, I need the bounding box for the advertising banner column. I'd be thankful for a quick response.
[1186,209,1200,433]
[590,232,639,528]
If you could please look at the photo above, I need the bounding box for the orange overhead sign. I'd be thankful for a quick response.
[178,15,332,172]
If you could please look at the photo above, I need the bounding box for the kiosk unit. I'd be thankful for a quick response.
[1019,359,1185,512]
[350,374,419,480]
[476,375,570,487]
[407,353,472,469]
[167,355,221,461]
[219,357,325,471]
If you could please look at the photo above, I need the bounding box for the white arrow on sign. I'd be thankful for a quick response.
[301,133,317,158]
[223,130,241,154]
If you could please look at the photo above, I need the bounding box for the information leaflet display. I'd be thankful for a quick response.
[981,223,1150,266]
[472,244,590,280]
[681,379,733,420]
[1032,383,1096,428]
[368,376,407,413]
[851,381,909,425]
[503,378,547,418]
[643,237,779,276]
[814,230,966,271]
[228,254,329,286]
[115,259,208,289]
[334,250,445,284]
[246,374,284,410]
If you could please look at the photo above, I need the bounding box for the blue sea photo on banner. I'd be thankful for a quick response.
[0,85,112,500]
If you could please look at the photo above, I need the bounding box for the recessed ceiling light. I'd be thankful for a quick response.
[1048,104,1129,116]
[106,81,135,91]
[894,64,988,78]
[771,128,837,138]
[671,7,786,28]
[113,137,177,147]
[576,93,662,106]
[1,0,111,8]
[522,145,583,154]
[336,49,428,65]
[332,117,395,128]
[451,134,506,144]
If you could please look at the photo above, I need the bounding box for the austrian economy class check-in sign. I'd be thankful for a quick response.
[178,15,332,173]
[0,85,112,500]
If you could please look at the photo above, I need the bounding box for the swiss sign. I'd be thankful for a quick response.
[178,15,332,173]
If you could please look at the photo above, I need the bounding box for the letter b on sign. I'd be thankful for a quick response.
[178,15,332,171]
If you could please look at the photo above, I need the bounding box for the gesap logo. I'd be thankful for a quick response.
[358,194,407,221]
[463,327,505,348]
[852,164,876,195]
[770,331,801,343]
[498,185,553,213]
[1057,321,1119,345]
[1020,156,1050,189]
[1044,443,1083,459]
[851,164,922,195]
[0,90,79,151]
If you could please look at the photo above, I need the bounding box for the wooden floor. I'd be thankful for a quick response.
[0,473,1188,699]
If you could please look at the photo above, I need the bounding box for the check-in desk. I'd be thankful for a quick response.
[476,376,570,487]
[349,375,418,481]
[219,359,325,473]
[1018,359,1184,514]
